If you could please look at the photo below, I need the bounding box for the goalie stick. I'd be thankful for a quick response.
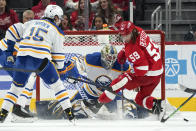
[68,76,153,114]
[160,91,196,123]
[0,67,41,73]
[179,84,196,94]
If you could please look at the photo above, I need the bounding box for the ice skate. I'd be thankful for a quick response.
[11,104,35,123]
[0,109,8,123]
[64,107,75,122]
[152,99,166,120]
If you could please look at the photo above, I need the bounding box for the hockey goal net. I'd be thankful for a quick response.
[36,30,165,101]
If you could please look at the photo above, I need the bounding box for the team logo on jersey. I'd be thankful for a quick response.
[191,51,196,74]
[165,51,187,84]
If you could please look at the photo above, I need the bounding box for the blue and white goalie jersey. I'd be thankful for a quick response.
[83,52,131,97]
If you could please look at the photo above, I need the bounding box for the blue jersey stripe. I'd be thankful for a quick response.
[13,24,20,39]
[8,29,17,41]
[4,99,15,104]
[19,45,50,53]
[55,89,67,96]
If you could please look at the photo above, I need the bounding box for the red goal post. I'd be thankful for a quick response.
[36,30,165,101]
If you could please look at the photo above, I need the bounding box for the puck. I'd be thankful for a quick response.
[184,118,189,122]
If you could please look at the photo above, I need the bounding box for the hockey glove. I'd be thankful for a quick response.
[117,49,126,64]
[58,61,80,83]
[98,90,116,103]
[4,51,15,66]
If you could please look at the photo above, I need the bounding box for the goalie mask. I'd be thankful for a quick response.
[101,45,117,70]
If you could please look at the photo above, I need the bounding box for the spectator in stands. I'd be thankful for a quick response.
[61,13,73,31]
[64,0,99,13]
[70,0,94,31]
[91,15,107,30]
[32,0,56,19]
[184,25,196,41]
[112,0,129,21]
[0,0,19,31]
[97,0,122,29]
[22,10,35,23]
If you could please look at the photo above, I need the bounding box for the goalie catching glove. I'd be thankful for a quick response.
[58,61,80,83]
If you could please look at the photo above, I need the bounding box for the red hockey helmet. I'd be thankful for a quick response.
[119,21,135,35]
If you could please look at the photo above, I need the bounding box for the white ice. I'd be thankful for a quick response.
[0,112,196,131]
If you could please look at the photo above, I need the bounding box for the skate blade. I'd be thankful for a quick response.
[69,118,76,126]
[11,114,37,123]
[158,100,166,121]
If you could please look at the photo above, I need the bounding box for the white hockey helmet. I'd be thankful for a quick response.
[101,44,117,70]
[43,5,64,20]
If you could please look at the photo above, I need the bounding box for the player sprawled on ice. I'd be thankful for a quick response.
[0,23,38,121]
[98,21,166,120]
[0,5,75,123]
[36,45,149,120]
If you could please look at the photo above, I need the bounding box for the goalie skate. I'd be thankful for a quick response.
[11,104,36,123]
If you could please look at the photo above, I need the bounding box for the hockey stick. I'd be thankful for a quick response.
[161,91,196,123]
[120,64,125,117]
[67,76,153,113]
[0,67,41,73]
[179,84,196,94]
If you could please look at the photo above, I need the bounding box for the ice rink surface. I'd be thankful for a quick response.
[0,112,196,131]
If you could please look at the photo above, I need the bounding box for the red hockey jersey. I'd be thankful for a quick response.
[123,26,163,76]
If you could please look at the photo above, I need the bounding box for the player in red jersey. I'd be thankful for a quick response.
[98,21,165,119]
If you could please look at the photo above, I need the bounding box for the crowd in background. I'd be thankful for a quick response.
[0,0,195,41]
[0,0,139,38]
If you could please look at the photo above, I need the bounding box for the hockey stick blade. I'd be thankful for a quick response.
[179,84,196,94]
[67,76,153,113]
[160,91,196,123]
[0,67,41,73]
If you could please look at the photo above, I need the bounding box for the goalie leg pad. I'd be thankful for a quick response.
[36,100,65,119]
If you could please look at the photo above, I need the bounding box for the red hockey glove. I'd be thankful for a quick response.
[110,72,132,91]
[98,91,116,103]
[117,49,126,64]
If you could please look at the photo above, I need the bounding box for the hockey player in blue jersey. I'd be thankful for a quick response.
[0,5,75,122]
[0,23,37,120]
